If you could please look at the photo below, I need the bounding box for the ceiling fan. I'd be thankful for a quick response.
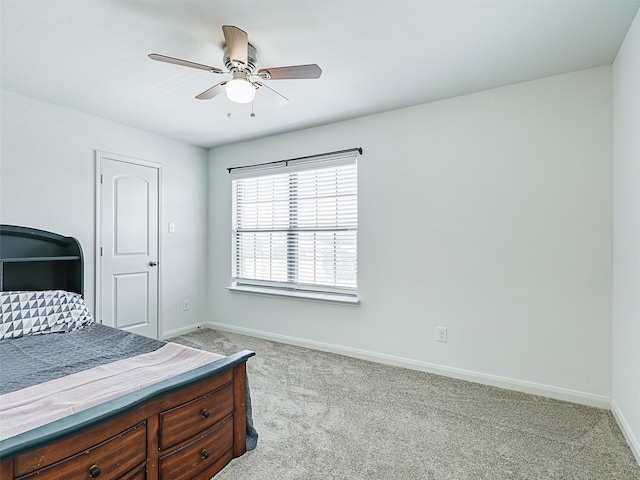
[149,25,322,105]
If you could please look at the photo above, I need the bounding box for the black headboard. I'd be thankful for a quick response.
[0,225,84,297]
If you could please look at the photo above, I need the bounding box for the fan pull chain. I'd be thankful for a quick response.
[250,97,256,117]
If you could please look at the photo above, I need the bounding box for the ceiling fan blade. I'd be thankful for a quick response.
[253,81,289,105]
[222,25,248,67]
[258,64,322,80]
[148,54,224,74]
[196,82,227,100]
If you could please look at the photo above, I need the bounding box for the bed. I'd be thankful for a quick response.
[0,225,256,480]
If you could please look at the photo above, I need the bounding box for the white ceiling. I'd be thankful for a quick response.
[1,0,639,149]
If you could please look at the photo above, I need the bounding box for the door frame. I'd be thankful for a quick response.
[95,151,163,338]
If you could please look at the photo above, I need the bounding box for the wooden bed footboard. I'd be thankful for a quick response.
[0,351,254,480]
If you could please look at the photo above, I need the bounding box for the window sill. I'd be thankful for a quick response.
[227,285,360,305]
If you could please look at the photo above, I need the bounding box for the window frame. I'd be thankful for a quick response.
[229,152,359,304]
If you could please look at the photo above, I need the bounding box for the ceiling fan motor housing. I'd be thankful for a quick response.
[224,42,257,72]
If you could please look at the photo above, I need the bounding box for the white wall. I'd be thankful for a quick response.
[612,10,640,463]
[208,66,613,406]
[0,90,209,338]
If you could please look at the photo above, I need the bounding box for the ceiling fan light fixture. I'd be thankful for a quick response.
[225,74,255,104]
[150,25,322,106]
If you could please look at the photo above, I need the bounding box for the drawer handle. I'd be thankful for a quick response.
[200,409,210,419]
[89,465,102,477]
[201,449,210,459]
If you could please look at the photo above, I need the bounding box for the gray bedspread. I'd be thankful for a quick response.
[0,323,258,450]
[0,323,165,395]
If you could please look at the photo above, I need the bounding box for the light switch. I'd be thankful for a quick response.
[168,222,176,233]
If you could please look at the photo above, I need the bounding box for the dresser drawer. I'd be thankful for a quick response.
[159,382,233,450]
[122,464,146,480]
[17,422,146,479]
[159,417,233,480]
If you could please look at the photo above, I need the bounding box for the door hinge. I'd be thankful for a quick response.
[100,246,103,256]
[100,174,103,184]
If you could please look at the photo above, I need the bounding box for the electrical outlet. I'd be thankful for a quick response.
[183,299,190,311]
[436,327,447,343]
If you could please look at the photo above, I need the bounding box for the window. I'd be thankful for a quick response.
[231,151,358,301]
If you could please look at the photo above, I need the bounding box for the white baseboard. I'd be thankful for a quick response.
[611,399,640,466]
[206,321,611,409]
[162,323,209,340]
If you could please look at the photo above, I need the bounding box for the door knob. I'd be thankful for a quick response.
[149,261,158,267]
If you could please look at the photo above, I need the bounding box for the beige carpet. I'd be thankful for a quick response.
[170,328,640,480]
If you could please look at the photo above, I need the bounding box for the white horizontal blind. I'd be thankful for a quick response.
[232,154,357,297]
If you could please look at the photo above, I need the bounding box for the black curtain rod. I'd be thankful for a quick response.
[227,147,363,173]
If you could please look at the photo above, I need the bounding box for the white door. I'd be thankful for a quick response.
[99,153,160,338]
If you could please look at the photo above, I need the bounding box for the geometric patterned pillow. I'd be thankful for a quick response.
[0,290,94,340]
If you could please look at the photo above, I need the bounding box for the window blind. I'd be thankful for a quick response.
[231,152,358,298]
